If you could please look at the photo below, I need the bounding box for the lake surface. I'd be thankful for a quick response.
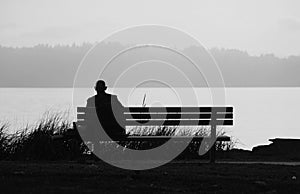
[1,87,300,150]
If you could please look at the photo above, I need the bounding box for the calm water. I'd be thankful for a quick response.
[1,87,300,150]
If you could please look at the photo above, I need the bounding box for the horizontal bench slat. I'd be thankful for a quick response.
[124,113,233,119]
[125,120,233,126]
[76,119,233,126]
[125,107,233,113]
[78,107,233,114]
[77,107,87,113]
[77,114,86,120]
[78,113,233,120]
[108,136,231,142]
[76,120,87,126]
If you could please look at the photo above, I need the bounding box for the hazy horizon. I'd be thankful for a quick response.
[1,0,300,57]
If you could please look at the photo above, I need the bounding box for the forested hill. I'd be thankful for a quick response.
[0,43,299,87]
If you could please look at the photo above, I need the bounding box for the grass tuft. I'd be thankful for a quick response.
[0,111,235,161]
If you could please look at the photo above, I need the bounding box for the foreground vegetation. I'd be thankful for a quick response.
[0,112,234,161]
[0,112,78,160]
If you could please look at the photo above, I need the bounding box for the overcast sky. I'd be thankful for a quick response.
[1,0,300,57]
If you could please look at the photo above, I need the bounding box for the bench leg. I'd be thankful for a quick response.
[209,124,216,163]
[209,142,216,163]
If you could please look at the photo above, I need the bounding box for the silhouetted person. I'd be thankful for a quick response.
[86,80,126,141]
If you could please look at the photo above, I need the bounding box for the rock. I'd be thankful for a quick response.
[254,180,267,187]
[13,171,25,175]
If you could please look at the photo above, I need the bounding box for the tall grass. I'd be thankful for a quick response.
[0,111,86,160]
[124,126,234,159]
[0,111,235,161]
[0,123,10,160]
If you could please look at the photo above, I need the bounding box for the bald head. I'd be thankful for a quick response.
[95,80,107,93]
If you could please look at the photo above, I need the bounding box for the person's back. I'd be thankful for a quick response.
[86,80,126,141]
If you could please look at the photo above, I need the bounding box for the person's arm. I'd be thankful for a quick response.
[112,95,125,129]
[85,96,97,128]
[115,96,124,109]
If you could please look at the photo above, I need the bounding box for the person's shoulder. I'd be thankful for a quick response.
[103,92,117,99]
[87,95,96,101]
[86,95,96,106]
[110,94,120,101]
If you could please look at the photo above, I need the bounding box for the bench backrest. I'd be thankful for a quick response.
[77,106,234,127]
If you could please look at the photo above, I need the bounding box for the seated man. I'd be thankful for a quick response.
[86,80,126,141]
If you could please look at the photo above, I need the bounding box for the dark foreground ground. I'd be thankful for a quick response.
[0,160,299,193]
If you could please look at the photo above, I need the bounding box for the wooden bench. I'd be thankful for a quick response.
[76,106,234,163]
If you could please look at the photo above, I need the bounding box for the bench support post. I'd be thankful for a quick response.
[210,109,217,163]
[209,124,216,163]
